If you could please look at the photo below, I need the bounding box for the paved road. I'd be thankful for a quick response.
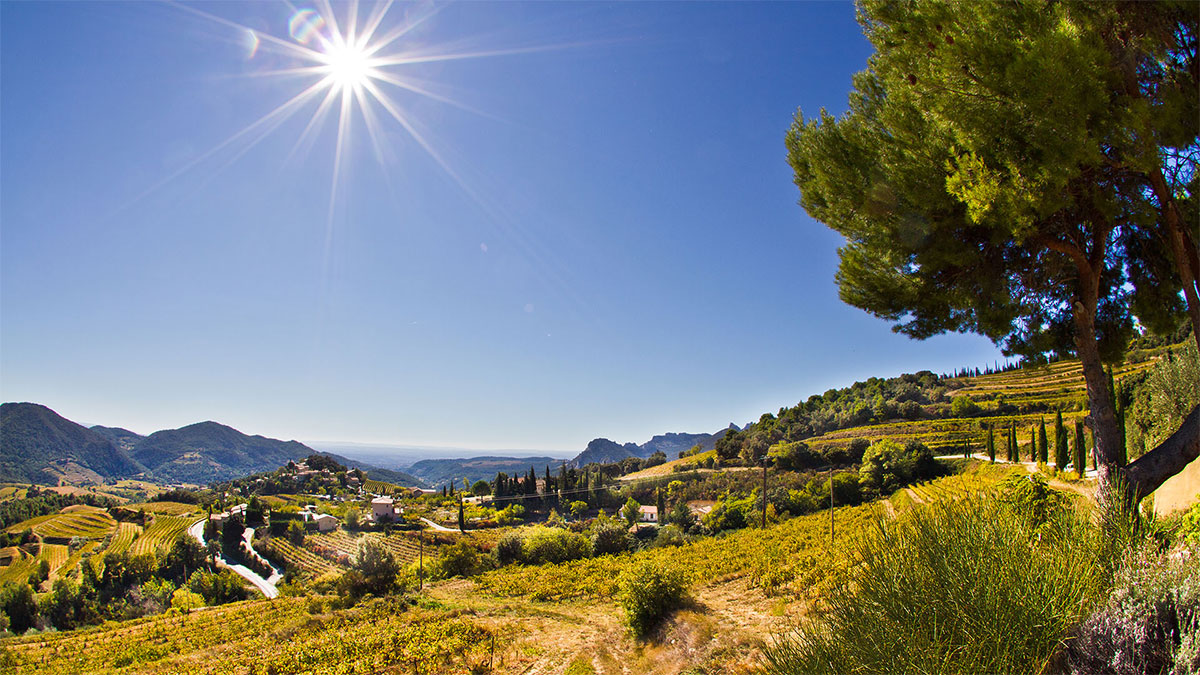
[419,517,459,533]
[187,519,282,599]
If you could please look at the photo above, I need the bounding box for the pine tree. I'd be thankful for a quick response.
[1054,411,1069,472]
[987,424,996,463]
[1038,419,1049,464]
[1074,420,1087,479]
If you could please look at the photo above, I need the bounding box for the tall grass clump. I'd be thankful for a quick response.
[765,492,1108,674]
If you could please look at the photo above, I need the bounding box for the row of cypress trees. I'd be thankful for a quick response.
[987,414,1092,479]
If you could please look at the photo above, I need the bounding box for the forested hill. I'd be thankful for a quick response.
[0,405,318,486]
[0,402,143,484]
[711,332,1189,466]
[131,421,314,484]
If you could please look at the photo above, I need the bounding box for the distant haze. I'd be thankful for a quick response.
[306,441,576,470]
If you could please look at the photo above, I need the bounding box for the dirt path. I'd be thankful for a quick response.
[424,575,797,675]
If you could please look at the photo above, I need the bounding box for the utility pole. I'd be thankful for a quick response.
[829,466,834,547]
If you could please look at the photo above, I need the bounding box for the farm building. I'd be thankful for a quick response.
[638,505,658,523]
[371,496,399,522]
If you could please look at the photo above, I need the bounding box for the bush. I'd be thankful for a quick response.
[652,524,687,548]
[522,526,590,565]
[1060,544,1200,675]
[618,559,690,639]
[765,496,1107,674]
[590,520,631,556]
[431,541,485,580]
[496,531,524,565]
[858,439,935,495]
[348,538,401,594]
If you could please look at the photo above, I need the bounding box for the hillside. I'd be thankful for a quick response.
[89,426,145,454]
[131,421,314,484]
[0,403,142,485]
[405,456,567,488]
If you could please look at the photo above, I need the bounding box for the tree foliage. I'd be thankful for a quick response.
[786,0,1199,495]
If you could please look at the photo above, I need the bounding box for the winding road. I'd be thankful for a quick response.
[187,519,283,599]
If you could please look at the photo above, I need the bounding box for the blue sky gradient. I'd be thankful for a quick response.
[1,1,1006,454]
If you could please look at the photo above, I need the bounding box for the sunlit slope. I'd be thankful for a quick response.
[0,463,1023,674]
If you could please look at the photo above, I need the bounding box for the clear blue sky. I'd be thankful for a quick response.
[1,1,1004,455]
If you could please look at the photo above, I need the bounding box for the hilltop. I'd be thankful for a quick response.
[0,404,142,485]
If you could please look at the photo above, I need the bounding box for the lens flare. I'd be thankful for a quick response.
[288,9,325,46]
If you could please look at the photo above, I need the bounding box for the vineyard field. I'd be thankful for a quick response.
[107,522,143,555]
[2,596,496,674]
[131,516,196,556]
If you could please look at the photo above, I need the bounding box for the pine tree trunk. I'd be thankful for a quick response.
[1124,405,1200,499]
[1071,300,1123,485]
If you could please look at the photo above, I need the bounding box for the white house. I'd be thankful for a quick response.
[314,513,338,532]
[638,505,658,523]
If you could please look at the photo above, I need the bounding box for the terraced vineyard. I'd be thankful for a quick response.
[0,486,28,501]
[130,516,196,556]
[306,529,363,558]
[5,507,118,543]
[1,596,495,674]
[134,501,200,517]
[107,522,143,555]
[267,537,341,576]
[363,478,398,494]
[0,547,37,585]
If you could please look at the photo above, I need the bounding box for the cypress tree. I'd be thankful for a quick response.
[656,487,665,522]
[1037,419,1049,464]
[1008,424,1018,462]
[457,499,465,533]
[987,424,996,463]
[1074,420,1086,478]
[1054,411,1068,471]
[1030,426,1037,462]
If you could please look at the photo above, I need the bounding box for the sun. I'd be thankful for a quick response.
[320,40,376,92]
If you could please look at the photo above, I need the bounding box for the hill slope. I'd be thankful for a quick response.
[0,403,142,484]
[131,421,313,484]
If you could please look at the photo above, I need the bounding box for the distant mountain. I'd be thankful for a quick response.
[362,467,426,488]
[0,403,142,484]
[132,421,313,484]
[405,456,567,489]
[569,425,737,467]
[571,438,642,467]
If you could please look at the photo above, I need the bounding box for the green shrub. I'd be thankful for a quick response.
[764,496,1107,674]
[858,438,935,495]
[618,559,690,639]
[590,520,631,556]
[431,541,485,579]
[496,531,523,565]
[521,526,590,565]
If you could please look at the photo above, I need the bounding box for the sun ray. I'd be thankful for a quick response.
[113,76,334,216]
